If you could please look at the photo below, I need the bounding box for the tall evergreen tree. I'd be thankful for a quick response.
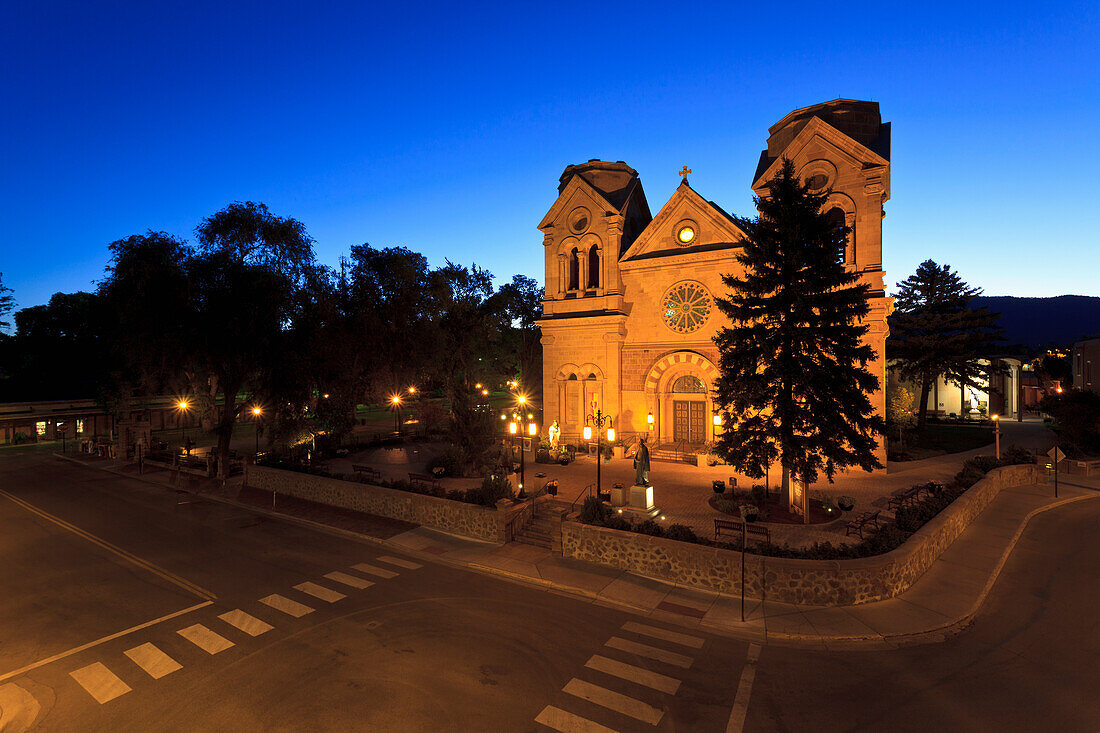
[713,160,884,503]
[888,260,1002,430]
[0,273,14,332]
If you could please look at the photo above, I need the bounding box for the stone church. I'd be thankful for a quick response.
[537,99,892,460]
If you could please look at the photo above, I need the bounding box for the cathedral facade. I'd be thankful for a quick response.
[536,100,892,461]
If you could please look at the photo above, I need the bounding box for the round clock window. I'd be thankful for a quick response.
[677,225,695,244]
[662,282,712,333]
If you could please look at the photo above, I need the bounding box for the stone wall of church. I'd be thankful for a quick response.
[562,463,1040,606]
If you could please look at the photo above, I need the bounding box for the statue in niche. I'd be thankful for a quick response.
[547,421,560,449]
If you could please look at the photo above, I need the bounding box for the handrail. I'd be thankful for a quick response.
[504,500,535,542]
[570,483,597,515]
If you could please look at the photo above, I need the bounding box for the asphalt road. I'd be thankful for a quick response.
[0,450,747,732]
[1,448,1097,732]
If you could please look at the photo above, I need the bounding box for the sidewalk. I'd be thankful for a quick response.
[58,452,1099,649]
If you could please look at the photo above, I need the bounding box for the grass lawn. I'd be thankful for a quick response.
[891,422,993,461]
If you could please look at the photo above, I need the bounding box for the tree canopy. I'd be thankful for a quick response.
[887,260,1003,430]
[713,159,884,501]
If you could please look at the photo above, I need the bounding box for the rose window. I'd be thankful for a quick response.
[662,282,712,333]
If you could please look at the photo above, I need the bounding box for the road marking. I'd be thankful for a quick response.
[325,571,374,589]
[178,624,234,654]
[218,609,273,637]
[725,643,762,733]
[376,555,422,569]
[260,593,314,618]
[0,601,212,684]
[70,662,131,704]
[585,655,681,695]
[0,489,216,601]
[621,622,704,649]
[352,563,398,579]
[535,705,619,733]
[563,678,663,725]
[293,581,346,603]
[604,637,693,669]
[124,642,181,679]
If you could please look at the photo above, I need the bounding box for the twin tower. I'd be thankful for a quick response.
[536,99,892,462]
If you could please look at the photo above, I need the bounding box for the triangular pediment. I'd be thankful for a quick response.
[538,175,618,231]
[620,181,746,262]
[752,116,889,190]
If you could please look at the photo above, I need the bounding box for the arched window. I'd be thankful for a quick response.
[567,373,578,381]
[587,244,600,289]
[671,375,706,393]
[568,248,580,290]
[824,208,847,263]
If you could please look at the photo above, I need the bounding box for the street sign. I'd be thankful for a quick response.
[1047,447,1065,462]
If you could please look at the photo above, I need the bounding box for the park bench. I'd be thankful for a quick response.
[408,472,441,493]
[351,464,382,482]
[845,510,881,539]
[714,518,771,544]
[887,485,925,511]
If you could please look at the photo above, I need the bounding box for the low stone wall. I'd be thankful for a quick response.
[247,465,505,543]
[563,464,1040,606]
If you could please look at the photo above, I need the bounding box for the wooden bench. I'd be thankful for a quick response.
[408,472,441,493]
[714,518,771,544]
[351,464,381,482]
[887,485,924,511]
[845,510,881,539]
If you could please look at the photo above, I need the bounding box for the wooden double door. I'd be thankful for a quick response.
[672,400,707,444]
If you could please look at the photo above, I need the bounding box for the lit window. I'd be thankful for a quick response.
[76,419,84,433]
[35,421,47,436]
[677,226,695,244]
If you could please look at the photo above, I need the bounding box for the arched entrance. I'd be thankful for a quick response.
[643,351,718,448]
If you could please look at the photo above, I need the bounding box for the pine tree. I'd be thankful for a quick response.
[887,260,1002,431]
[713,160,884,503]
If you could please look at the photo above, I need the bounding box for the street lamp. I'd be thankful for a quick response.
[712,413,722,441]
[584,408,614,499]
[252,406,263,454]
[992,413,1000,459]
[177,400,192,452]
[391,395,402,435]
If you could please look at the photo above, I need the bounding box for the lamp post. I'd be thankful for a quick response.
[252,406,263,454]
[584,408,614,499]
[992,413,1000,459]
[391,395,401,435]
[177,400,191,452]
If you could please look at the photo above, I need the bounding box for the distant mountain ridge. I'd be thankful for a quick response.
[968,295,1100,349]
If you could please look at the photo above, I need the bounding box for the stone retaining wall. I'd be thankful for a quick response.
[247,465,506,543]
[562,464,1040,606]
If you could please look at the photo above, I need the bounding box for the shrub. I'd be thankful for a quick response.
[718,499,737,514]
[445,489,467,502]
[605,514,632,531]
[1000,445,1035,466]
[579,495,610,524]
[466,474,514,506]
[665,524,698,543]
[425,445,464,477]
[750,484,766,503]
[636,519,664,537]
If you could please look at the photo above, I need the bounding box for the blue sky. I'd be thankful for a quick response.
[2,1,1098,314]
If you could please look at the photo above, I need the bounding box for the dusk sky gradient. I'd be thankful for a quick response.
[2,1,1098,315]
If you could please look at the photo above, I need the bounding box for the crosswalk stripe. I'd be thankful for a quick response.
[293,581,346,603]
[219,609,274,637]
[604,637,693,669]
[124,642,181,679]
[352,563,398,579]
[621,622,704,649]
[325,571,374,589]
[260,594,314,618]
[535,705,619,732]
[178,624,234,654]
[585,655,680,695]
[563,678,663,725]
[70,662,131,703]
[376,555,422,570]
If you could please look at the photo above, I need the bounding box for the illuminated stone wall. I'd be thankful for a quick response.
[247,465,505,543]
[562,464,1040,606]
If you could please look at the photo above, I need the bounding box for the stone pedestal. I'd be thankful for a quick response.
[610,485,629,506]
[621,484,659,520]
